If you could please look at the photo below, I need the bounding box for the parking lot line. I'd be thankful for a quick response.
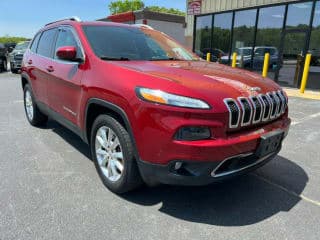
[253,173,320,207]
[291,112,320,126]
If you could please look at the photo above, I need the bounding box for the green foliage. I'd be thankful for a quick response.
[0,36,28,44]
[146,6,185,16]
[108,0,185,16]
[108,0,144,14]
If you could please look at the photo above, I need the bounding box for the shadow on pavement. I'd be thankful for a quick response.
[43,120,308,226]
[121,156,308,226]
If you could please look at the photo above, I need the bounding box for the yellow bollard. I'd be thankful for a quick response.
[232,52,237,68]
[300,53,312,93]
[262,53,270,78]
[206,52,211,62]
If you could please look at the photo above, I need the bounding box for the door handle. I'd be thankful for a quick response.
[46,66,54,72]
[28,59,32,65]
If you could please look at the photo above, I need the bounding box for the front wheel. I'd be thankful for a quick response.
[90,115,142,193]
[23,84,48,126]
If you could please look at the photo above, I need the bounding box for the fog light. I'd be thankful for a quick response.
[175,162,183,170]
[175,127,211,141]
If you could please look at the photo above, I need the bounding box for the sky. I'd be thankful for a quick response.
[0,0,186,38]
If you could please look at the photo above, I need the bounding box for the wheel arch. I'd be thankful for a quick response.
[84,98,140,159]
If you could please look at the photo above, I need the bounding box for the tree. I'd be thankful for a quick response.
[108,0,144,15]
[108,1,185,16]
[146,6,185,16]
[0,35,29,44]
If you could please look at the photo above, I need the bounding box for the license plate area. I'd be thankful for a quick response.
[255,130,284,158]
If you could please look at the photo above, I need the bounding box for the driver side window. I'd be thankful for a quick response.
[54,28,82,60]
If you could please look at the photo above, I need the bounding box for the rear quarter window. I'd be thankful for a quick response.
[37,28,57,58]
[30,33,41,53]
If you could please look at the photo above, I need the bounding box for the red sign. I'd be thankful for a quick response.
[187,0,201,15]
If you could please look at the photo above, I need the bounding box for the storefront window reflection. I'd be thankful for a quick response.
[212,12,232,63]
[194,15,212,60]
[286,2,313,29]
[231,9,257,68]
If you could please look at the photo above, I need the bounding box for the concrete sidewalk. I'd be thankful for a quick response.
[284,87,320,100]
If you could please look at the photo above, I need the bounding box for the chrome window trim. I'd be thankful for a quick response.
[237,97,253,126]
[224,98,240,129]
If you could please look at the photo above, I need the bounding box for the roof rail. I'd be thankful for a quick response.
[133,24,154,30]
[45,16,81,26]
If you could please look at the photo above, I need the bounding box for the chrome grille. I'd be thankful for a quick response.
[224,99,240,128]
[14,54,23,61]
[224,91,288,129]
[238,97,252,126]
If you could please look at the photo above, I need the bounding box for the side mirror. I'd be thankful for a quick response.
[56,46,78,61]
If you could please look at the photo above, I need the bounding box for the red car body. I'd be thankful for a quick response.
[21,20,290,187]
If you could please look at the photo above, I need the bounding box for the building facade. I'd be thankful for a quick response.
[185,0,320,89]
[99,9,186,44]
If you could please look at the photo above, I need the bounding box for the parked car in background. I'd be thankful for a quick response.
[221,46,281,70]
[22,18,290,193]
[0,43,8,72]
[310,49,320,66]
[196,48,227,62]
[9,41,30,73]
[5,42,17,53]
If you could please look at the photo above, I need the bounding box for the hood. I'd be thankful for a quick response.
[113,60,280,99]
[12,49,27,55]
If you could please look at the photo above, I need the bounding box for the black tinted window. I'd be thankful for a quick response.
[54,28,81,59]
[30,33,41,53]
[37,28,57,58]
[82,25,196,61]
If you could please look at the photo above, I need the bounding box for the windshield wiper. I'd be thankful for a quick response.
[100,56,130,61]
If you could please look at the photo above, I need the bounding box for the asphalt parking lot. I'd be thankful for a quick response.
[0,71,320,240]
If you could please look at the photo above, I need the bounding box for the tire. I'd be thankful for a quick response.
[90,115,142,194]
[11,68,18,74]
[23,84,48,126]
[0,59,7,72]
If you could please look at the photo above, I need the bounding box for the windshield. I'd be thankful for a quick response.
[82,25,199,61]
[236,48,253,56]
[15,42,30,50]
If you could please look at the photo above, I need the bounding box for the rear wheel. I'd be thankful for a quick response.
[90,115,142,193]
[0,59,7,72]
[23,84,48,126]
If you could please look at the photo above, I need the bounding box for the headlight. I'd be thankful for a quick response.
[136,87,210,109]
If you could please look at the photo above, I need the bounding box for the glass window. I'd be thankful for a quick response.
[212,12,232,63]
[286,2,313,29]
[310,1,320,67]
[255,5,285,72]
[82,25,197,61]
[232,9,257,68]
[30,33,41,53]
[37,29,57,58]
[54,28,82,60]
[194,15,212,59]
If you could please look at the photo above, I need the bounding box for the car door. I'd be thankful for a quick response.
[47,26,84,125]
[26,28,58,105]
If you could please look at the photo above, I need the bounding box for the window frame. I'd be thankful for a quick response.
[53,25,85,63]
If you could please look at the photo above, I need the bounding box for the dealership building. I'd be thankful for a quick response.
[185,0,320,89]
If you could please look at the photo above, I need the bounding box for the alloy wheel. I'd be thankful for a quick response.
[95,126,124,182]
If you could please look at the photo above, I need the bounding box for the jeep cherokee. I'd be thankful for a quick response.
[21,17,291,193]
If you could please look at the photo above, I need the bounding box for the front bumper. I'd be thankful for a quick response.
[138,147,279,186]
[10,60,22,70]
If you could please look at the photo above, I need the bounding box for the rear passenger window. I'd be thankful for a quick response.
[30,33,41,53]
[37,28,57,58]
[54,28,82,59]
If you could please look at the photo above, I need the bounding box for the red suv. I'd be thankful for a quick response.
[21,18,291,193]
